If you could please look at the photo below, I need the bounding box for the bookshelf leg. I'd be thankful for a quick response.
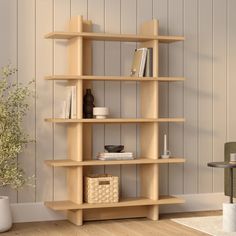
[147,205,159,220]
[68,210,83,226]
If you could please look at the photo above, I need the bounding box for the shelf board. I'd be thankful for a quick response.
[44,118,185,123]
[45,31,184,43]
[45,75,185,82]
[45,157,185,167]
[45,196,185,211]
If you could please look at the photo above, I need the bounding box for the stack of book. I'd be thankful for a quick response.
[59,86,77,119]
[97,152,134,161]
[130,47,153,77]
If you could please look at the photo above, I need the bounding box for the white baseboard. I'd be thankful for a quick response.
[11,193,227,223]
[11,202,66,223]
[160,192,228,213]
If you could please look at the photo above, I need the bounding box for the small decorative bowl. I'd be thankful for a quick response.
[93,107,109,119]
[105,145,124,153]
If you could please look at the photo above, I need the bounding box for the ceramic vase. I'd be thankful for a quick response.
[83,89,95,118]
[0,196,12,232]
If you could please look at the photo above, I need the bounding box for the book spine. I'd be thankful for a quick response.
[144,48,153,77]
[139,48,147,77]
[65,87,72,119]
[71,86,77,119]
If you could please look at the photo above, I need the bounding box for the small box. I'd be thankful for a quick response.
[84,174,119,204]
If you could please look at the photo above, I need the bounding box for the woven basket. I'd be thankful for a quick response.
[84,174,119,204]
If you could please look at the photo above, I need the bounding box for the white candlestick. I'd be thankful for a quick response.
[164,134,167,155]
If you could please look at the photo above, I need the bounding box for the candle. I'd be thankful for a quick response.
[164,134,167,155]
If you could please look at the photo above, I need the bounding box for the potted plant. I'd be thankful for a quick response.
[0,65,34,232]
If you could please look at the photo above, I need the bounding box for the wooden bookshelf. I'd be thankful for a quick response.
[44,15,185,226]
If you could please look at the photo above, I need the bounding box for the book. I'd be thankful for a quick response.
[65,88,71,119]
[59,100,67,118]
[130,48,147,77]
[98,156,135,161]
[144,48,153,77]
[71,86,77,119]
[97,152,135,161]
[61,86,77,119]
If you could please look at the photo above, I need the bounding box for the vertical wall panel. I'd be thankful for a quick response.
[53,0,70,200]
[17,0,36,203]
[198,0,213,193]
[36,0,53,202]
[0,0,18,203]
[88,0,105,174]
[228,1,236,141]
[104,0,121,178]
[183,0,198,194]
[153,0,169,195]
[168,0,184,194]
[212,0,227,192]
[71,0,87,18]
[120,0,137,197]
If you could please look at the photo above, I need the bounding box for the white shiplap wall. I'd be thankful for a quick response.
[0,0,233,204]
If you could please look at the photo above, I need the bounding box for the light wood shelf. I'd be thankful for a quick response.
[45,31,184,43]
[45,75,185,82]
[45,157,185,167]
[45,196,185,211]
[44,16,185,225]
[44,118,185,123]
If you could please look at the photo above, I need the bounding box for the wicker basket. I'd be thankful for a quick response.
[84,174,119,204]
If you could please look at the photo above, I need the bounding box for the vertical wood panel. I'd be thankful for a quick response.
[153,0,169,196]
[212,0,227,192]
[104,0,121,178]
[198,0,213,193]
[168,0,184,195]
[88,0,105,174]
[17,0,36,203]
[0,0,18,203]
[136,0,153,197]
[53,0,70,200]
[35,0,53,202]
[183,0,198,194]
[120,0,137,198]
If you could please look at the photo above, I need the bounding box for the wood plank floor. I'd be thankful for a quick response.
[2,211,221,236]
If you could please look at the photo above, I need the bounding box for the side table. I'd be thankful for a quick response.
[208,161,236,232]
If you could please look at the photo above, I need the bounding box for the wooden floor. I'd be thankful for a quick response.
[2,211,221,236]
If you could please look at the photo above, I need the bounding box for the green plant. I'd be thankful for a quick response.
[0,65,34,189]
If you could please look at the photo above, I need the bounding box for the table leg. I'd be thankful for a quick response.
[230,168,233,204]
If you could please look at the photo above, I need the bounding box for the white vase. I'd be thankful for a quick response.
[223,203,236,232]
[0,196,12,232]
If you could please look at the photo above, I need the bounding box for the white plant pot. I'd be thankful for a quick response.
[0,196,12,232]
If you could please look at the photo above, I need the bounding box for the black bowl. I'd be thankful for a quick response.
[105,145,124,153]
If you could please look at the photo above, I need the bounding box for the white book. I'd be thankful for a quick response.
[71,86,77,119]
[137,48,148,77]
[59,100,67,118]
[97,152,134,159]
[130,48,148,77]
[98,156,135,161]
[65,88,72,119]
